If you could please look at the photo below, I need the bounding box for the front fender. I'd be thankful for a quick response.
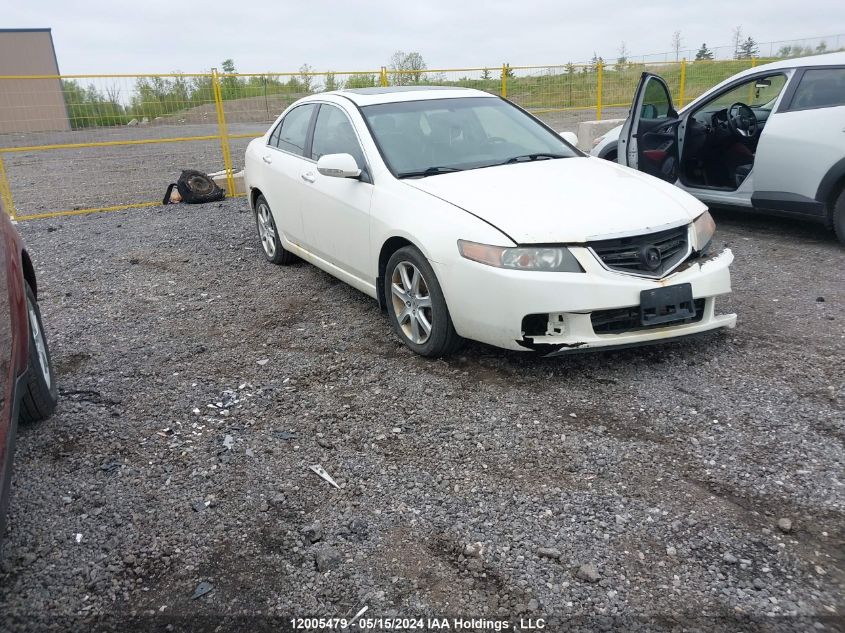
[369,181,514,311]
[370,182,514,271]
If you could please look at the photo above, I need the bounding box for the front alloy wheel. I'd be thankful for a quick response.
[384,246,463,357]
[390,261,433,345]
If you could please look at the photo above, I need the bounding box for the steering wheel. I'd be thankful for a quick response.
[727,102,758,138]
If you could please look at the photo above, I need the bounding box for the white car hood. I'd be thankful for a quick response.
[404,157,705,244]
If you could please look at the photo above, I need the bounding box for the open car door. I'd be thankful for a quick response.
[618,73,680,183]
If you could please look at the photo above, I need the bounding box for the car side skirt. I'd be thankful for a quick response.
[751,191,826,217]
[279,235,378,300]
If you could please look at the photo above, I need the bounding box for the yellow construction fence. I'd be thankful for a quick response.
[0,58,767,220]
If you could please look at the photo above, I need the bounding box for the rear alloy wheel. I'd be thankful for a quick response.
[385,246,463,357]
[255,195,296,265]
[19,282,57,423]
[833,187,845,246]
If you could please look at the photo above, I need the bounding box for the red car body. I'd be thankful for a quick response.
[0,198,44,540]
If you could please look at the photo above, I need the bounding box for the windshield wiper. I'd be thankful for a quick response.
[501,153,569,165]
[397,166,464,179]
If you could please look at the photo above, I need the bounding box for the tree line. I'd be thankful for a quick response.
[59,51,427,128]
[59,37,840,129]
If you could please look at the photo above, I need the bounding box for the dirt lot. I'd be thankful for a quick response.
[0,199,843,632]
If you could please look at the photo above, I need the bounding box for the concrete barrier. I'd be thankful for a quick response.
[209,169,246,196]
[576,118,625,152]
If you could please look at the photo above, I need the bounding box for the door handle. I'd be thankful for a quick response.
[301,171,316,183]
[262,155,272,164]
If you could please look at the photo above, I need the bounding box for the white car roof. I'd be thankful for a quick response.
[682,51,845,113]
[732,51,845,77]
[330,86,495,106]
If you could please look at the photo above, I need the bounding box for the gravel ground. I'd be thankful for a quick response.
[0,199,842,632]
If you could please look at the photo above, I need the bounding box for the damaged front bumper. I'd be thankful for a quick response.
[437,247,737,354]
[522,298,736,355]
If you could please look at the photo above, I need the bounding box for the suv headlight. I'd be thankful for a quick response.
[692,211,716,252]
[458,240,584,272]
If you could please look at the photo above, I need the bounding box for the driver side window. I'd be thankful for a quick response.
[641,78,672,119]
[310,104,366,169]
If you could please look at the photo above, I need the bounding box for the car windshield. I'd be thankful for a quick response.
[361,96,578,178]
[704,73,787,111]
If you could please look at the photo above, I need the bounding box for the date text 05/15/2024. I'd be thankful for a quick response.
[290,617,547,630]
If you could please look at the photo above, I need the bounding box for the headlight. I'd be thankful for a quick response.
[592,135,605,148]
[458,240,583,272]
[692,211,716,252]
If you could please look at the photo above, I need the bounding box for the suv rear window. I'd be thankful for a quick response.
[789,68,845,110]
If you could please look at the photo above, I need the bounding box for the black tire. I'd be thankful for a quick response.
[384,246,464,357]
[19,283,57,423]
[833,187,845,246]
[604,150,617,162]
[254,195,297,265]
[176,169,225,204]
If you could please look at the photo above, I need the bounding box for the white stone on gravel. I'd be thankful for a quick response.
[576,563,600,583]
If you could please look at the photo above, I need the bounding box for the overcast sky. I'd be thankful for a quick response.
[6,0,845,74]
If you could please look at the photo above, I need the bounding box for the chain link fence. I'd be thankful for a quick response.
[0,35,841,221]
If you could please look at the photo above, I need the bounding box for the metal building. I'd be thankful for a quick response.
[0,28,69,134]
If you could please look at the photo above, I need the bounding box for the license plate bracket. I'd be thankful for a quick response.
[639,283,696,326]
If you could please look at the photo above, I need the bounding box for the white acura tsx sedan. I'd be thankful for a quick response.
[244,86,736,357]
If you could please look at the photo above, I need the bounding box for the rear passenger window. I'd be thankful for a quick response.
[268,121,282,147]
[790,68,845,110]
[270,104,316,155]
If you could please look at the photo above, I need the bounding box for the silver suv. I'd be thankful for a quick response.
[591,52,845,244]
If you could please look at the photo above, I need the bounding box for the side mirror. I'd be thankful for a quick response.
[316,153,361,178]
[559,131,579,146]
[641,103,658,119]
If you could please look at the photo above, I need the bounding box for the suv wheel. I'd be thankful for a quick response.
[833,188,845,246]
